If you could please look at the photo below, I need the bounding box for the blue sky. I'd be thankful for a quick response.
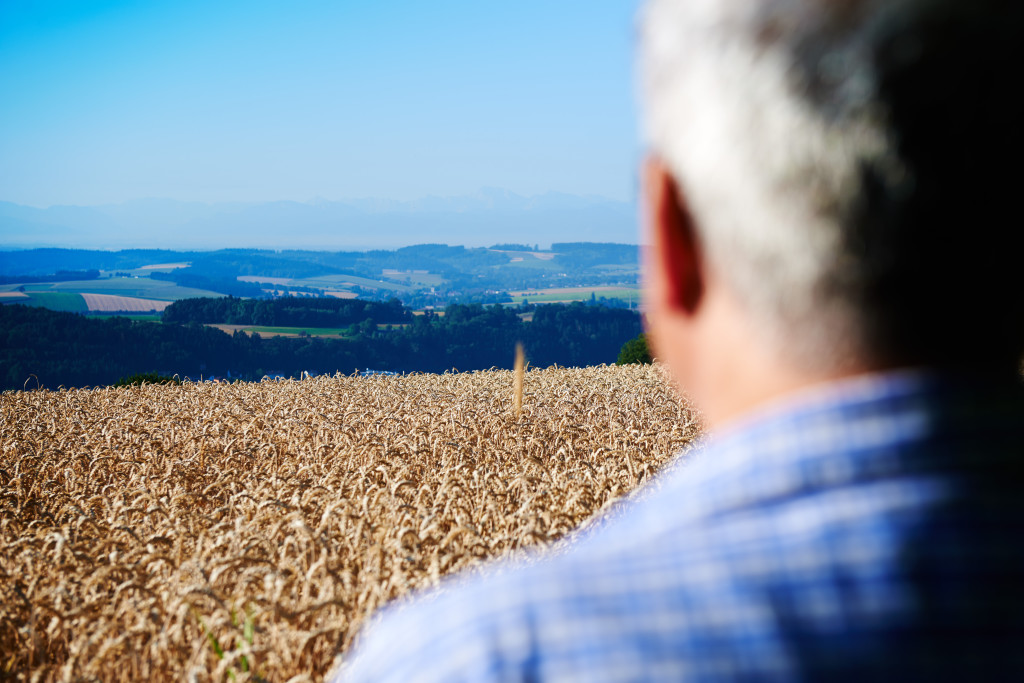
[0,0,641,208]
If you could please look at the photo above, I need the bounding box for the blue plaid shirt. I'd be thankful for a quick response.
[339,371,1024,682]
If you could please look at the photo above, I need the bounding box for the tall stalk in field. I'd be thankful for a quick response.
[513,342,525,419]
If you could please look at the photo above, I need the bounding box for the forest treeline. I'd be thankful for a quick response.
[162,296,411,327]
[1,301,642,390]
[149,270,265,299]
[0,269,100,285]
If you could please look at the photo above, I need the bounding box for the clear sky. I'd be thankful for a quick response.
[0,0,641,208]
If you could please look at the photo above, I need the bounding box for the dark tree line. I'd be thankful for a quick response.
[0,269,100,285]
[149,271,265,298]
[550,243,639,269]
[1,302,642,390]
[2,304,240,390]
[0,249,204,277]
[162,297,411,327]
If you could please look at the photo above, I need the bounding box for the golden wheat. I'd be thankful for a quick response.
[0,364,699,682]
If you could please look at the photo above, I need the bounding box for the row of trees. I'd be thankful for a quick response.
[1,302,643,390]
[0,269,100,285]
[162,296,411,326]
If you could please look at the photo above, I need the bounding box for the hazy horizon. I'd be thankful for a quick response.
[0,187,639,251]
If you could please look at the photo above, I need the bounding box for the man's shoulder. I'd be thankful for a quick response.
[340,372,1024,682]
[340,505,723,682]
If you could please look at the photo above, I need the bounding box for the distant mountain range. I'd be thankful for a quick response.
[0,188,638,250]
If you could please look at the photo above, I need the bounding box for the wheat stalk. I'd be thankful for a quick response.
[513,342,525,419]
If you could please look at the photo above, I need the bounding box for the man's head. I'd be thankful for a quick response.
[638,0,1023,415]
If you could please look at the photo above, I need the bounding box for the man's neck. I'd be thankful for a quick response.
[676,291,878,432]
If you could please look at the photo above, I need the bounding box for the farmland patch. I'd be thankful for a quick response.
[139,262,190,270]
[207,324,351,338]
[82,293,172,312]
[49,277,225,301]
[17,291,89,312]
[510,286,641,304]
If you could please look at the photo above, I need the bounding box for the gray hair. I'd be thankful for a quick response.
[640,0,1024,371]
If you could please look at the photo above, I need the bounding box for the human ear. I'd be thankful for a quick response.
[643,158,704,315]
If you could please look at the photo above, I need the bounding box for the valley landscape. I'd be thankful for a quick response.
[0,243,645,390]
[0,242,640,319]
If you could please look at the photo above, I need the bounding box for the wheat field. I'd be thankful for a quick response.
[0,364,699,682]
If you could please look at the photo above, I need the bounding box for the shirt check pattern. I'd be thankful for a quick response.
[338,371,1024,682]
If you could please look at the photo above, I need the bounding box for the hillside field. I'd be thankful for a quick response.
[508,285,641,304]
[0,364,699,682]
[3,291,89,312]
[0,276,223,301]
[0,276,225,314]
[206,323,354,338]
[206,323,410,339]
